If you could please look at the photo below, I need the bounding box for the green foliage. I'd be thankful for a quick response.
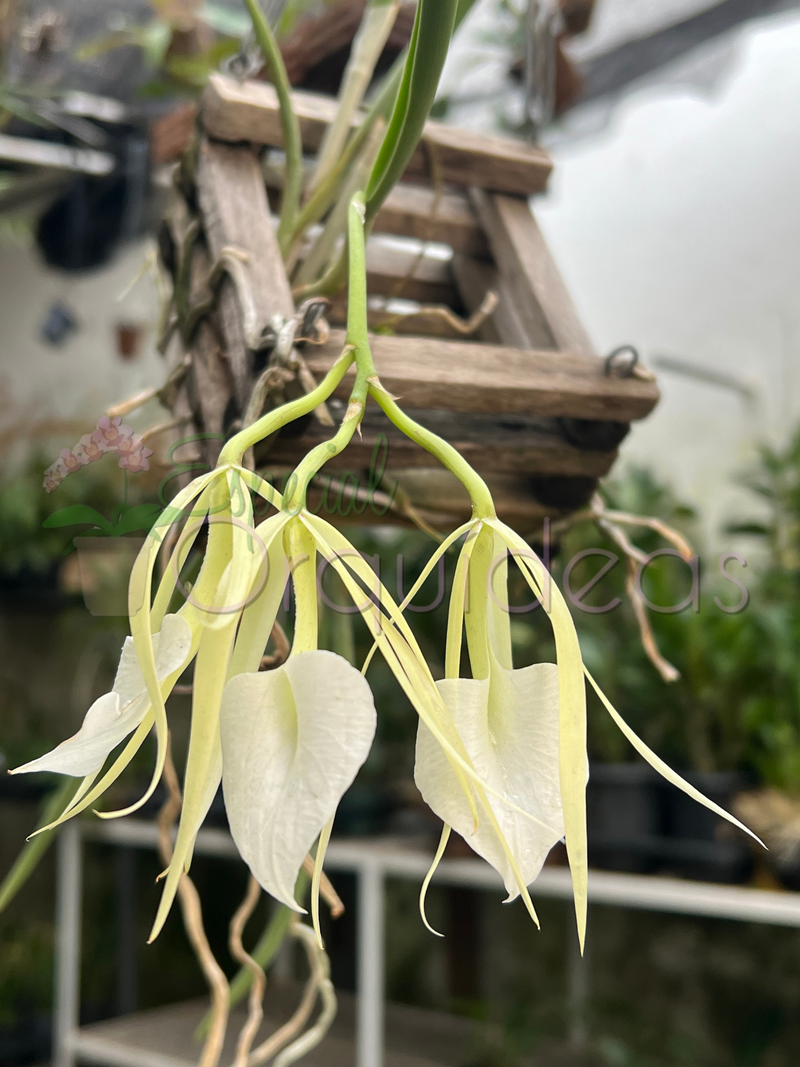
[545,441,800,791]
[0,918,53,1024]
[0,454,120,576]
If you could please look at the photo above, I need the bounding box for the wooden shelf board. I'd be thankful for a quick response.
[72,986,476,1067]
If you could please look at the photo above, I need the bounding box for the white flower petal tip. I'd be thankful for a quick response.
[11,614,192,779]
[415,664,564,901]
[221,650,377,908]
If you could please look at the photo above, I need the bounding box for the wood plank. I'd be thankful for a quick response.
[375,183,488,257]
[196,138,293,412]
[451,254,532,348]
[329,298,495,340]
[302,330,660,422]
[366,239,458,306]
[202,74,553,196]
[263,406,617,477]
[185,243,231,468]
[0,132,114,175]
[470,189,596,357]
[263,165,488,256]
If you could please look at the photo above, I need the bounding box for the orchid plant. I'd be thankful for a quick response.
[3,2,762,1063]
[11,198,758,951]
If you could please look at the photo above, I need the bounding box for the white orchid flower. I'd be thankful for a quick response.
[399,514,762,950]
[10,613,192,779]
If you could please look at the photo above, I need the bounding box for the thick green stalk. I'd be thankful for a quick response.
[285,195,376,511]
[369,388,496,521]
[243,0,302,253]
[218,350,355,468]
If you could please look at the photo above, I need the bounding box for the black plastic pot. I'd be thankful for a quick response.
[587,762,664,873]
[660,771,753,884]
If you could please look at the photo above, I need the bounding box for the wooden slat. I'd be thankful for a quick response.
[196,138,293,411]
[375,184,488,257]
[451,254,532,348]
[329,299,495,340]
[186,280,231,467]
[264,406,617,477]
[303,330,659,422]
[263,165,488,256]
[470,189,596,357]
[366,240,458,306]
[202,74,553,196]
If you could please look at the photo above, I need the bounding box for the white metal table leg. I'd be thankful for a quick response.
[54,822,83,1067]
[356,861,385,1067]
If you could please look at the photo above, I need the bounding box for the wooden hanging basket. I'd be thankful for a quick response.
[160,73,658,532]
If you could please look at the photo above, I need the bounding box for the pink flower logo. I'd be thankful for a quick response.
[119,446,153,473]
[91,416,133,452]
[77,434,107,462]
[43,460,67,493]
[44,416,151,491]
[60,448,88,474]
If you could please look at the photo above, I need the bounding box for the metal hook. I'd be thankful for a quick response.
[604,345,640,378]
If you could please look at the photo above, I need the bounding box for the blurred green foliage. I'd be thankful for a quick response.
[0,453,124,577]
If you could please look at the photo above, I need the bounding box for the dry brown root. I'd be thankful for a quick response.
[247,919,336,1067]
[229,876,266,1067]
[158,742,230,1067]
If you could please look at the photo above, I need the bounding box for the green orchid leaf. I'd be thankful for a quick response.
[113,504,162,537]
[43,505,113,533]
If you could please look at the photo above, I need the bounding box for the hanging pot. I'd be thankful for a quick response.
[661,770,753,884]
[587,762,664,873]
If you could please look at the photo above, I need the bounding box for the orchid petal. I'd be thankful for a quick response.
[128,468,227,821]
[488,518,588,950]
[585,668,764,848]
[303,514,547,920]
[416,662,564,901]
[12,615,191,779]
[419,824,450,936]
[220,651,377,911]
[148,512,289,941]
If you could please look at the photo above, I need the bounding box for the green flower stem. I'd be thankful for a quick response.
[369,386,496,521]
[284,195,376,513]
[243,0,302,254]
[218,349,355,468]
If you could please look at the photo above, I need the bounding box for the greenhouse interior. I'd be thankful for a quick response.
[1,1,800,1065]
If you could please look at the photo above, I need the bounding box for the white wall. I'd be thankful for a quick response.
[535,10,800,536]
[0,237,164,465]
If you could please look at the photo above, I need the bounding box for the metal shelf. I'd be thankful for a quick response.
[56,819,800,1067]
